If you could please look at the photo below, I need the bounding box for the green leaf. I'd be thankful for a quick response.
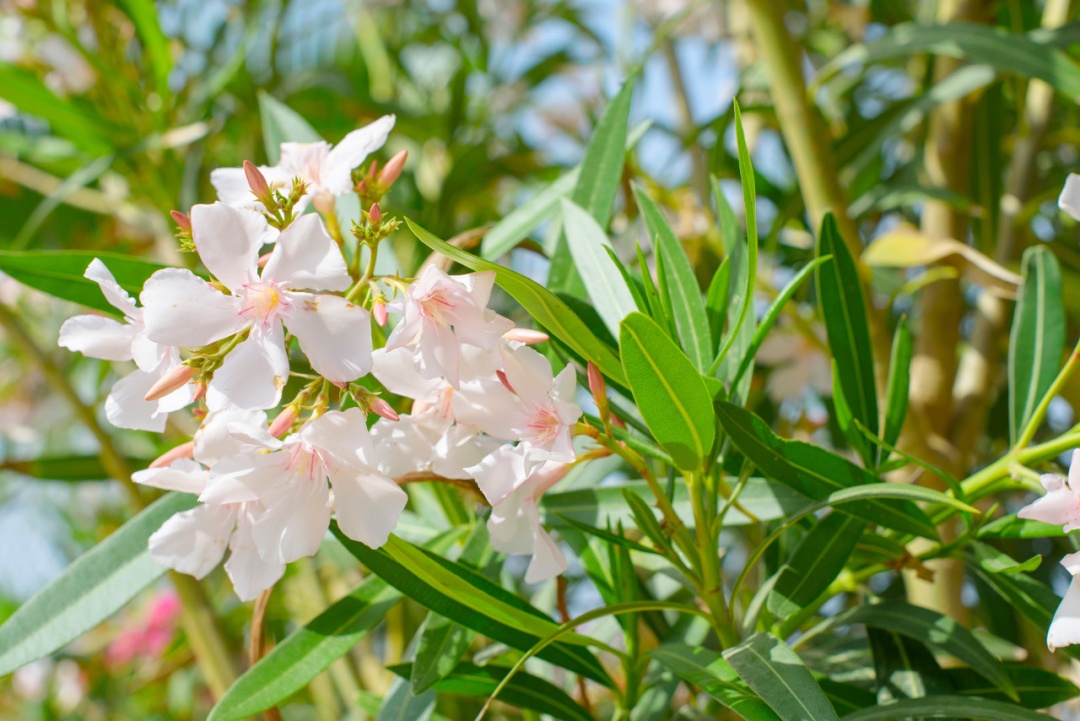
[883,316,913,450]
[767,513,864,620]
[817,600,1017,701]
[620,312,715,470]
[635,186,711,370]
[555,513,661,556]
[257,91,322,164]
[816,213,878,452]
[208,575,402,721]
[561,199,638,338]
[840,695,1056,721]
[0,492,195,677]
[0,64,117,154]
[944,664,1079,709]
[1,455,152,482]
[549,76,635,295]
[390,662,595,721]
[723,633,841,721]
[973,542,1041,575]
[635,242,670,331]
[407,219,625,386]
[0,250,168,316]
[1009,246,1064,444]
[411,614,476,694]
[332,529,613,686]
[651,643,782,721]
[117,0,172,103]
[714,402,938,538]
[375,677,435,721]
[868,628,952,707]
[705,257,731,348]
[976,516,1064,539]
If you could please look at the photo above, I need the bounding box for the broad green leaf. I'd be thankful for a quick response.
[817,600,1017,701]
[561,198,638,337]
[651,643,782,721]
[0,250,168,316]
[767,513,864,620]
[549,77,635,295]
[973,542,1041,575]
[714,402,938,538]
[375,677,435,721]
[816,213,878,453]
[723,633,840,721]
[868,628,951,706]
[407,219,625,386]
[1,455,152,482]
[208,575,402,721]
[840,695,1056,721]
[0,492,195,676]
[976,516,1064,539]
[883,316,912,450]
[332,529,613,686]
[944,664,1079,709]
[117,0,172,103]
[390,662,595,721]
[258,91,322,164]
[411,613,475,694]
[620,312,715,470]
[635,186,711,370]
[705,257,731,347]
[1009,246,1064,444]
[0,64,118,154]
[819,23,1080,100]
[969,563,1060,633]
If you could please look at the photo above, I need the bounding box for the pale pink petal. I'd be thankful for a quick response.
[459,270,497,310]
[321,116,396,195]
[369,416,441,477]
[205,323,289,411]
[130,333,166,373]
[1017,486,1080,530]
[84,259,139,317]
[210,165,289,209]
[194,409,270,465]
[1062,551,1080,576]
[1049,575,1080,651]
[148,504,237,578]
[191,203,262,293]
[141,268,244,347]
[487,487,536,555]
[330,468,407,548]
[262,214,350,291]
[282,293,372,383]
[58,315,137,361]
[301,408,372,466]
[371,347,445,403]
[278,142,331,182]
[1060,174,1080,222]
[501,345,557,409]
[133,458,208,495]
[524,521,567,584]
[199,453,290,505]
[225,509,285,601]
[1068,450,1080,490]
[467,444,528,507]
[105,370,171,432]
[433,426,498,480]
[252,478,332,564]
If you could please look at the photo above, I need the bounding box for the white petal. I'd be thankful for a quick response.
[371,347,445,403]
[282,293,372,383]
[501,345,554,408]
[58,315,137,361]
[301,408,372,465]
[132,458,208,495]
[487,487,537,555]
[200,453,290,505]
[369,416,440,477]
[1049,575,1080,651]
[210,165,287,209]
[148,504,236,578]
[190,203,262,293]
[432,425,496,480]
[104,370,170,432]
[130,333,166,373]
[252,478,332,564]
[467,444,528,507]
[331,467,407,548]
[1060,174,1080,222]
[321,116,395,195]
[263,215,351,291]
[1017,486,1080,530]
[194,409,270,465]
[206,323,289,411]
[141,268,244,347]
[84,259,139,317]
[524,524,567,584]
[225,509,285,601]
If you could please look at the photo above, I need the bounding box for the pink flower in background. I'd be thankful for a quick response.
[1017,450,1080,531]
[105,591,181,666]
[211,115,396,210]
[141,203,371,410]
[755,321,832,403]
[58,259,193,431]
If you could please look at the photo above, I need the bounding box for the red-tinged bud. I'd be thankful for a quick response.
[312,191,335,217]
[192,382,207,402]
[145,365,196,401]
[243,160,270,199]
[373,299,388,327]
[170,210,191,233]
[503,328,549,345]
[257,252,272,268]
[268,406,298,438]
[330,380,347,390]
[370,398,399,422]
[588,361,610,426]
[368,202,382,226]
[356,179,368,194]
[496,369,515,394]
[149,441,194,469]
[367,159,380,180]
[379,150,408,186]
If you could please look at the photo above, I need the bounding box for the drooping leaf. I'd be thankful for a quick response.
[944,664,1079,709]
[973,542,1041,575]
[258,91,322,164]
[620,312,715,470]
[651,643,782,721]
[723,633,841,721]
[0,493,195,677]
[767,513,864,620]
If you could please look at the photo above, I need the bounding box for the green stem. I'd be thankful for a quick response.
[963,426,1080,500]
[1015,337,1080,450]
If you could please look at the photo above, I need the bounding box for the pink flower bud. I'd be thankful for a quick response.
[149,441,194,469]
[587,361,606,402]
[373,299,388,327]
[243,160,270,198]
[370,398,399,422]
[503,328,549,345]
[192,382,206,402]
[268,406,298,438]
[169,210,191,233]
[144,365,196,401]
[368,202,382,226]
[496,369,515,394]
[379,150,408,186]
[257,252,272,268]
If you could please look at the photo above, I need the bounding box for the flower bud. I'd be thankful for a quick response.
[587,361,610,426]
[169,210,191,233]
[368,202,382,226]
[192,382,207,402]
[243,160,270,199]
[496,369,515,394]
[268,406,298,438]
[503,328,549,345]
[257,252,272,269]
[372,299,388,327]
[370,397,399,422]
[145,365,196,401]
[149,441,194,469]
[379,150,408,186]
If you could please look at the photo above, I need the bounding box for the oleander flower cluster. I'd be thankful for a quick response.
[58,117,582,600]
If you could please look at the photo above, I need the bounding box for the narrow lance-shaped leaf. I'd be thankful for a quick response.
[1009,245,1064,444]
[841,695,1057,721]
[0,492,196,677]
[767,513,864,621]
[620,312,715,471]
[868,627,952,706]
[651,643,782,721]
[375,677,435,721]
[883,316,912,450]
[723,633,841,721]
